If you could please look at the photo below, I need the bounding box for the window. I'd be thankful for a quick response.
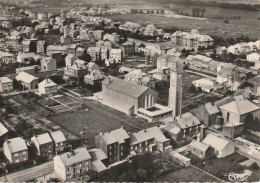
[14,153,19,157]
[23,151,27,155]
[15,159,19,163]
[24,157,27,161]
[227,112,230,122]
[79,163,82,168]
[67,167,70,172]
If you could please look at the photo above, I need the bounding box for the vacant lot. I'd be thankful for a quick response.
[156,166,219,182]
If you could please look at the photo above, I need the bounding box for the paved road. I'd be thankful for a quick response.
[0,161,54,182]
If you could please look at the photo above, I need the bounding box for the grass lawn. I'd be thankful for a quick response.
[199,153,260,182]
[156,166,219,182]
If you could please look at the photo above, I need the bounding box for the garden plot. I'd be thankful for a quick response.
[40,95,82,113]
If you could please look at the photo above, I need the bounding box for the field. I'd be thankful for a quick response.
[105,9,260,39]
[156,166,219,182]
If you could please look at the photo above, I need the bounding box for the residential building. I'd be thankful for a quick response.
[93,30,104,40]
[124,69,155,89]
[65,54,78,69]
[38,79,58,95]
[202,134,235,158]
[95,127,130,164]
[192,78,223,93]
[3,137,28,163]
[47,45,68,56]
[171,30,214,48]
[219,95,260,126]
[31,133,54,156]
[121,41,135,57]
[88,149,108,173]
[0,76,13,93]
[16,65,39,74]
[157,55,183,72]
[163,112,201,141]
[189,140,209,159]
[247,53,260,62]
[100,48,108,61]
[87,47,100,62]
[17,52,35,63]
[37,40,47,54]
[0,51,16,64]
[41,57,57,71]
[63,62,88,83]
[54,147,92,181]
[109,49,122,63]
[84,69,104,86]
[94,76,158,115]
[195,102,221,127]
[38,13,48,21]
[50,131,67,154]
[130,126,172,153]
[15,71,39,90]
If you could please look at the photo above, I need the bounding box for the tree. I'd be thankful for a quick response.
[137,169,147,180]
[224,20,229,24]
[189,85,197,93]
[47,177,62,183]
[5,105,14,114]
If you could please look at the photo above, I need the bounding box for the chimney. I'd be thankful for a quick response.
[99,132,102,136]
[72,150,75,155]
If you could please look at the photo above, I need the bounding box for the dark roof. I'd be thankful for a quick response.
[103,76,154,98]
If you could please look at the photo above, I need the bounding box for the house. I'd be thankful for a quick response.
[216,46,227,55]
[93,30,104,40]
[0,76,13,93]
[16,65,39,74]
[15,71,39,90]
[192,78,223,93]
[31,133,54,156]
[100,48,108,61]
[50,131,67,154]
[130,126,172,154]
[17,52,36,63]
[121,41,135,57]
[38,79,58,95]
[3,137,28,163]
[189,140,209,159]
[84,69,104,86]
[247,53,260,62]
[125,69,155,89]
[171,30,214,48]
[218,95,260,128]
[41,57,57,71]
[60,35,72,45]
[94,76,158,115]
[0,123,8,138]
[2,21,13,29]
[157,55,183,72]
[0,51,16,64]
[145,52,159,67]
[65,54,78,69]
[195,102,221,127]
[47,45,68,56]
[37,40,47,54]
[202,134,235,158]
[88,149,108,172]
[95,127,130,164]
[54,147,92,181]
[162,112,201,141]
[38,13,48,21]
[87,47,100,62]
[63,62,88,83]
